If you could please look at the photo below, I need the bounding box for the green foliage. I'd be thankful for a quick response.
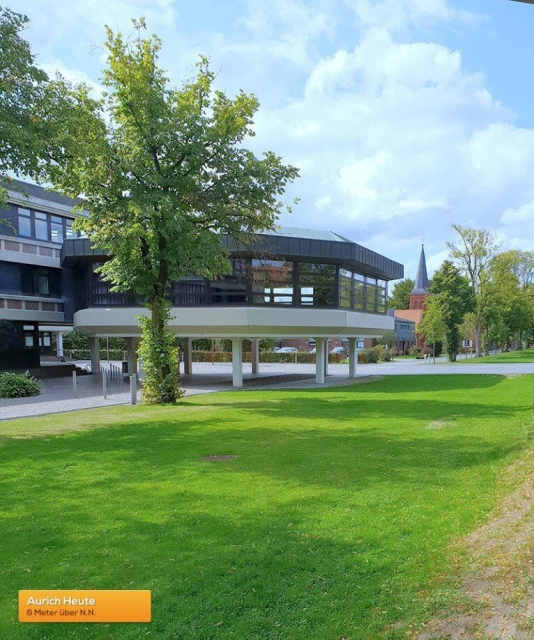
[430,260,473,362]
[419,297,446,361]
[137,301,182,404]
[448,225,499,356]
[374,344,394,362]
[0,372,40,398]
[485,251,534,351]
[0,8,49,204]
[62,329,89,351]
[377,330,397,349]
[9,18,298,404]
[389,279,414,309]
[192,339,213,351]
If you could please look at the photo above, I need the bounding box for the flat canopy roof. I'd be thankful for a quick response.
[61,228,404,281]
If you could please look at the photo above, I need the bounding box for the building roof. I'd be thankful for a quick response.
[260,226,353,243]
[410,245,429,295]
[4,178,83,208]
[394,309,423,325]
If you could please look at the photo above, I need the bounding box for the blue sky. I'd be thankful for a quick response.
[11,0,534,280]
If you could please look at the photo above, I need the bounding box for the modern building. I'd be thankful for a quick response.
[387,310,416,355]
[394,245,430,350]
[1,180,404,385]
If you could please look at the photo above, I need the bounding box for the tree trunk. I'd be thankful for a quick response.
[138,294,181,404]
[475,324,482,358]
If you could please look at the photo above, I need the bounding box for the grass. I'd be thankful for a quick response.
[1,375,533,639]
[455,348,534,364]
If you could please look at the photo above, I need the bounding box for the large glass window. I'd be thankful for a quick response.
[251,259,294,305]
[366,276,377,312]
[340,269,353,309]
[36,268,50,295]
[35,211,48,241]
[377,279,387,313]
[354,273,365,311]
[50,216,64,243]
[66,219,76,239]
[298,263,336,307]
[18,208,31,237]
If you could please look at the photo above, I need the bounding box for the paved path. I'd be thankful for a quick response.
[2,358,534,421]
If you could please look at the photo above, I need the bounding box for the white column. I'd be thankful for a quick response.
[126,338,139,375]
[315,338,326,384]
[183,338,193,375]
[251,339,259,374]
[348,337,357,379]
[324,338,329,377]
[89,336,100,374]
[56,331,64,358]
[232,338,243,388]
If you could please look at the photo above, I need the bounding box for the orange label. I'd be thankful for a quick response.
[19,590,151,623]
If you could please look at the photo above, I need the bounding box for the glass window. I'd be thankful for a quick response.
[25,335,34,348]
[366,276,377,312]
[20,266,34,294]
[251,259,294,305]
[35,211,48,241]
[18,208,31,237]
[340,269,352,309]
[377,279,387,313]
[297,263,335,307]
[65,219,76,239]
[50,216,64,243]
[36,268,50,295]
[353,273,365,310]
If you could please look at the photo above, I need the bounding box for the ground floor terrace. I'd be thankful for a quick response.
[73,305,394,388]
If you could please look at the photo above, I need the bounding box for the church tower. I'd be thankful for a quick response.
[409,245,430,310]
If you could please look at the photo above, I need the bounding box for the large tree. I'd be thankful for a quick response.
[3,17,299,403]
[447,225,499,357]
[0,8,49,204]
[389,278,414,310]
[430,260,473,361]
[486,251,534,351]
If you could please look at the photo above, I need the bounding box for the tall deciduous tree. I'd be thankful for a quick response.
[430,260,473,361]
[447,225,499,357]
[3,17,299,403]
[419,296,446,364]
[486,251,534,351]
[0,8,48,204]
[389,279,414,309]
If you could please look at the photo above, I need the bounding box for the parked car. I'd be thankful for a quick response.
[310,346,347,356]
[331,346,348,356]
[276,347,297,353]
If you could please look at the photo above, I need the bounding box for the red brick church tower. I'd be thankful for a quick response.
[409,245,430,310]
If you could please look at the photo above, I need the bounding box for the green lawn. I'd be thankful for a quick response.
[456,348,534,364]
[1,375,533,639]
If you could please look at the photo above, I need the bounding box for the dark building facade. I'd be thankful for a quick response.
[1,180,404,383]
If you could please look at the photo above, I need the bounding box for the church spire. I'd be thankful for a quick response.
[411,244,429,295]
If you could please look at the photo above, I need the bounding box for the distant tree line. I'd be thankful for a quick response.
[420,225,534,361]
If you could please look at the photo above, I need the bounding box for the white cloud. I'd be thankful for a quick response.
[344,0,480,33]
[9,0,534,277]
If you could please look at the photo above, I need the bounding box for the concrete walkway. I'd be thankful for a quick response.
[2,358,534,421]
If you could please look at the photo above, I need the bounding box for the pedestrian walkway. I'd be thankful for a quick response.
[2,358,534,421]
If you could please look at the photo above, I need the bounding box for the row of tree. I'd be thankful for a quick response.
[392,225,534,361]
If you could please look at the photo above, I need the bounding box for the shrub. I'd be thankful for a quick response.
[366,348,380,364]
[0,372,40,398]
[358,350,369,364]
[375,345,394,362]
